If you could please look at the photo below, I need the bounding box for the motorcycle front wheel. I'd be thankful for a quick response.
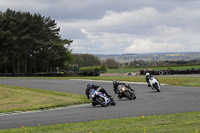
[154,83,160,92]
[132,92,136,99]
[124,91,134,100]
[95,97,107,107]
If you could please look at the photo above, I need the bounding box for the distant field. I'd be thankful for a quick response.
[107,65,200,73]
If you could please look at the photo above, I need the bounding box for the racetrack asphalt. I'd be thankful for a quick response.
[0,79,200,129]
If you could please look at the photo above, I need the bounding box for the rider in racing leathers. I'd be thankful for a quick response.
[146,72,159,87]
[113,80,134,99]
[85,82,112,99]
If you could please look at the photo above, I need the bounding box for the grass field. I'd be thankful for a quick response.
[106,65,200,73]
[0,84,89,113]
[0,111,200,133]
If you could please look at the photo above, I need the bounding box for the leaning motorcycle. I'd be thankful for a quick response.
[89,88,116,107]
[149,77,161,92]
[117,85,136,100]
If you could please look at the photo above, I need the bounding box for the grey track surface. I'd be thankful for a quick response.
[0,79,200,129]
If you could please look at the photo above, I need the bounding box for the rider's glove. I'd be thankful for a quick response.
[96,87,101,91]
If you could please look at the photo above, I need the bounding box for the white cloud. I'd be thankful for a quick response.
[72,31,132,54]
[58,5,200,54]
[1,0,200,54]
[125,39,183,53]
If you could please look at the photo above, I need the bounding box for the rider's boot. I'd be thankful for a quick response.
[148,83,151,87]
[113,89,118,94]
[118,94,122,99]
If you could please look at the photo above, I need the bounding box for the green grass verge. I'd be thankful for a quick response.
[74,76,200,87]
[76,76,200,87]
[1,111,200,133]
[0,84,89,113]
[107,65,200,73]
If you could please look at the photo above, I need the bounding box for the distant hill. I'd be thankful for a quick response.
[94,52,200,62]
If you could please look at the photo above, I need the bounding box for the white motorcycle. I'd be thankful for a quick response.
[149,77,160,92]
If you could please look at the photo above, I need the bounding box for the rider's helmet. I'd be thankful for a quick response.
[113,80,118,87]
[87,82,93,89]
[146,72,150,78]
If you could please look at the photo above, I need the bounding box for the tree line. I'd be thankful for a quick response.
[72,54,119,69]
[0,9,72,74]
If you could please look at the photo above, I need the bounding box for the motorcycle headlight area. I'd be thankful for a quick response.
[91,93,96,98]
[122,87,126,91]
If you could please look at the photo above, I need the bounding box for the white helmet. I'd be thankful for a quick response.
[146,73,150,77]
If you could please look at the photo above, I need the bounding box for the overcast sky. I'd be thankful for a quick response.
[1,0,200,54]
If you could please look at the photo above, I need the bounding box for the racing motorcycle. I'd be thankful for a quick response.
[89,88,116,107]
[148,77,160,92]
[117,84,136,100]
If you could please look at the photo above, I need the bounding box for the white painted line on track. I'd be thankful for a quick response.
[69,79,167,85]
[0,104,90,117]
[69,79,146,84]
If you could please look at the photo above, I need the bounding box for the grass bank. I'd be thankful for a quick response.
[1,111,200,133]
[75,76,200,87]
[0,84,89,113]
